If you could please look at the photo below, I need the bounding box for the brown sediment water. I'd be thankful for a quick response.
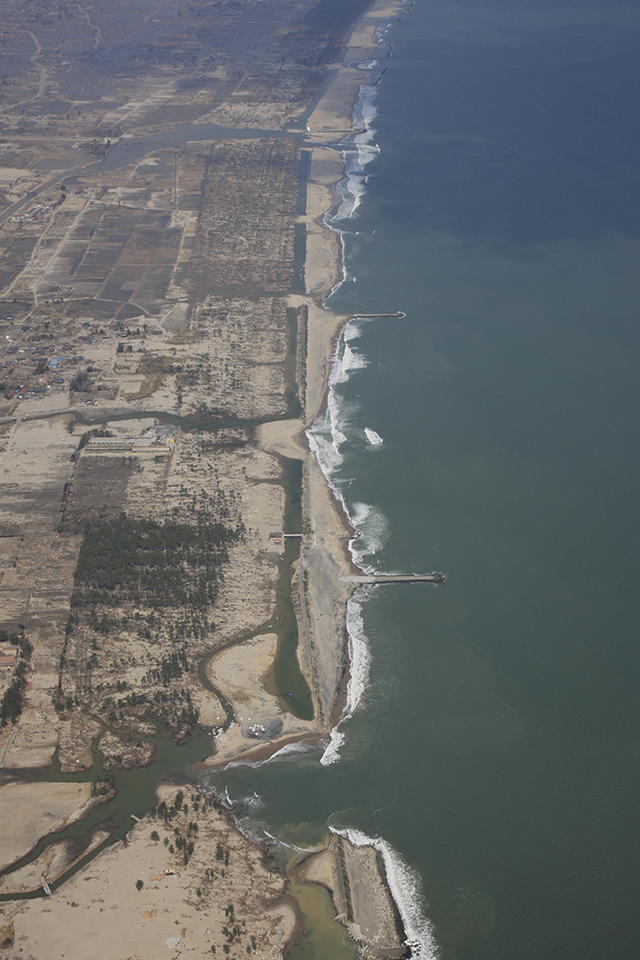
[286,873,360,960]
[0,723,212,901]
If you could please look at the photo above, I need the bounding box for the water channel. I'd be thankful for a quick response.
[1,312,314,899]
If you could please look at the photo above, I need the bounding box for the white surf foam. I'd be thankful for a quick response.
[348,500,389,569]
[330,84,380,220]
[263,740,315,763]
[331,826,439,960]
[344,594,371,715]
[320,591,371,766]
[306,319,368,478]
[319,727,346,766]
[364,426,384,446]
[342,339,368,373]
[331,320,368,386]
[322,227,349,302]
[263,830,326,854]
[309,318,391,767]
[239,791,264,812]
[307,425,345,487]
[221,739,317,773]
[343,319,365,341]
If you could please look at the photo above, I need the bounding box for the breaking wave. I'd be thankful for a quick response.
[319,727,345,766]
[330,826,439,960]
[306,316,370,480]
[332,84,380,220]
[310,318,390,768]
[320,591,371,766]
[312,59,436,956]
[348,500,389,571]
[364,426,383,446]
[226,740,317,771]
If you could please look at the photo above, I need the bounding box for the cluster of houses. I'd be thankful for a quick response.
[0,320,101,400]
[10,202,51,225]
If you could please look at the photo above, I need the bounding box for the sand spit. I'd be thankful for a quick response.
[293,836,408,960]
[202,634,317,766]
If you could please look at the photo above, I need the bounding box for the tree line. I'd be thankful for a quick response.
[0,633,33,726]
[71,513,241,611]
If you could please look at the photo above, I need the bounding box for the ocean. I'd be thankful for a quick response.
[202,1,639,958]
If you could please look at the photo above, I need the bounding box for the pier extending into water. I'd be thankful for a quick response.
[340,572,447,586]
[351,311,406,319]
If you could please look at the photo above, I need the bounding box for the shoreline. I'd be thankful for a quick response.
[197,0,414,951]
[0,0,414,956]
[280,1,416,956]
[199,0,404,764]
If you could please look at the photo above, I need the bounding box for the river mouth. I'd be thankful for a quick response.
[0,294,313,903]
[0,722,212,900]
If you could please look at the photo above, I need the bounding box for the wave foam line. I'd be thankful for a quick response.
[310,323,390,768]
[319,727,345,766]
[364,426,383,446]
[344,595,371,715]
[219,739,318,774]
[342,339,368,373]
[331,826,439,959]
[306,321,360,471]
[308,318,370,476]
[344,319,365,341]
[348,501,389,570]
[329,83,380,221]
[320,592,371,765]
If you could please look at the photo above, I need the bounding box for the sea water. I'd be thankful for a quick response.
[201,1,639,958]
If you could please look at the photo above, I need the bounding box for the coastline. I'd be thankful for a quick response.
[6,784,299,960]
[0,0,414,957]
[198,0,415,952]
[200,0,412,760]
[281,1,417,956]
[2,0,633,954]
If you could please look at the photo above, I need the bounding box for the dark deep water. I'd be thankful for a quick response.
[202,2,639,958]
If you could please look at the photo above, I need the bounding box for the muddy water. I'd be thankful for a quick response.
[0,724,212,900]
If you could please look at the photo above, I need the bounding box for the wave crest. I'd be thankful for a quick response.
[319,591,371,766]
[330,84,380,220]
[331,826,439,960]
[364,426,384,446]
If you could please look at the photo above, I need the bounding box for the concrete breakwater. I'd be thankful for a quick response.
[340,572,446,585]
